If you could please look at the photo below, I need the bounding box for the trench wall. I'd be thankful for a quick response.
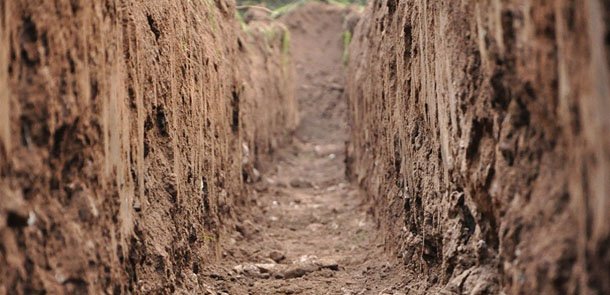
[0,0,296,293]
[347,1,609,293]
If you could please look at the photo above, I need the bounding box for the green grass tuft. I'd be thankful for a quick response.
[342,30,352,65]
[281,29,291,54]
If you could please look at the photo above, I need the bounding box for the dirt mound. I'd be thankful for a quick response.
[0,1,296,293]
[347,0,609,293]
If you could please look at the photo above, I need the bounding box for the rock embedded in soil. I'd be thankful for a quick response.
[289,178,314,188]
[269,251,286,263]
[255,263,277,274]
[281,263,321,279]
[233,264,270,279]
[315,258,339,271]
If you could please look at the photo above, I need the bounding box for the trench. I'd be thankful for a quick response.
[196,3,406,294]
[1,0,609,294]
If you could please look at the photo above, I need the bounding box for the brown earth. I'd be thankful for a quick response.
[347,0,610,294]
[0,0,296,293]
[1,0,609,294]
[197,138,409,294]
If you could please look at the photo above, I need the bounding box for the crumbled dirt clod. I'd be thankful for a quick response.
[269,251,286,263]
[281,263,320,279]
[289,178,313,188]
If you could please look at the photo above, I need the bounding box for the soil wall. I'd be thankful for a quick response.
[239,15,299,173]
[347,0,609,293]
[0,0,296,293]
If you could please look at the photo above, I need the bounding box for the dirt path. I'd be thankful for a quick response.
[200,138,411,294]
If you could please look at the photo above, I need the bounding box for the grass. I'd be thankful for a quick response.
[262,26,278,47]
[236,10,250,34]
[281,28,291,55]
[237,0,366,21]
[281,28,291,70]
[270,0,307,18]
[342,30,352,65]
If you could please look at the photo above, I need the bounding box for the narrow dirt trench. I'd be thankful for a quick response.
[2,0,609,294]
[198,4,407,294]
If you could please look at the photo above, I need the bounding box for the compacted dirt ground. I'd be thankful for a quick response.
[199,140,410,294]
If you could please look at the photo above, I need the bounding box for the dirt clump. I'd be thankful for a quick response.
[347,0,610,293]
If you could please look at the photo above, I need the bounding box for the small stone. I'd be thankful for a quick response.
[316,258,339,271]
[289,178,313,188]
[282,263,319,279]
[54,271,66,284]
[233,264,266,278]
[27,211,36,226]
[252,168,261,182]
[133,199,141,212]
[269,250,286,263]
[255,263,276,273]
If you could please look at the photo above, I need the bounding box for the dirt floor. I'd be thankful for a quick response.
[199,139,412,294]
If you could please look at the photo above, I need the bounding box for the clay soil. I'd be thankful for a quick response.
[2,0,608,294]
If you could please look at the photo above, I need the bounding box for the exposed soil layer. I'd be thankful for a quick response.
[2,0,609,294]
[347,0,610,293]
[238,15,299,171]
[0,1,296,293]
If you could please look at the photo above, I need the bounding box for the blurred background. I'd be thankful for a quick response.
[236,0,367,9]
